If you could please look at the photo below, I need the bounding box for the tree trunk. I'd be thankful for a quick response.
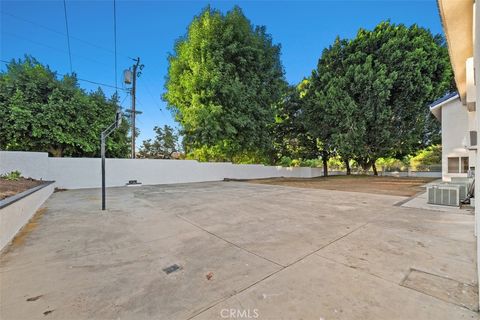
[345,159,351,175]
[49,147,63,157]
[358,158,370,171]
[322,152,328,177]
[372,162,378,176]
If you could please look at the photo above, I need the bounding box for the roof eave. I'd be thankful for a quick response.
[429,93,460,120]
[437,0,474,102]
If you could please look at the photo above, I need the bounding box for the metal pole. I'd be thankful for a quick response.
[131,57,140,159]
[101,132,106,210]
[100,118,121,211]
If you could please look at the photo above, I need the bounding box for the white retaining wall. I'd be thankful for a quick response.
[0,183,54,251]
[0,151,332,189]
[0,151,440,189]
[0,151,49,180]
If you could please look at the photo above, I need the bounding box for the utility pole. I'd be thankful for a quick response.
[131,57,140,159]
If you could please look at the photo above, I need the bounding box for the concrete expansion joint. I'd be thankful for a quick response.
[287,222,371,267]
[175,214,285,268]
[183,220,371,320]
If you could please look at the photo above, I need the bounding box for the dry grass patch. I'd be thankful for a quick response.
[247,175,436,197]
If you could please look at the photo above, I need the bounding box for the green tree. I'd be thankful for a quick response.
[138,125,179,159]
[408,144,442,171]
[303,38,353,175]
[0,57,130,157]
[306,22,452,175]
[346,22,452,174]
[273,81,318,163]
[303,76,342,176]
[163,6,285,163]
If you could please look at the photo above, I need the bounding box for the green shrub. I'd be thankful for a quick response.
[376,157,408,172]
[409,145,442,171]
[1,170,22,181]
[327,156,345,170]
[299,159,320,168]
[291,159,302,167]
[278,156,293,167]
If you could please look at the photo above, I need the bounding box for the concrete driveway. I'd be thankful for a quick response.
[0,182,478,319]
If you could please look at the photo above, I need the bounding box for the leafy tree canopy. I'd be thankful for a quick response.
[408,144,442,171]
[304,22,452,174]
[163,6,285,163]
[137,125,179,159]
[0,56,130,157]
[273,81,318,162]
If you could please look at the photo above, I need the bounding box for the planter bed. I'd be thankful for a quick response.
[0,177,44,200]
[0,181,55,251]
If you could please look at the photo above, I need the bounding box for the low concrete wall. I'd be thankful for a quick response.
[381,171,442,178]
[0,151,340,189]
[408,171,442,178]
[0,182,54,251]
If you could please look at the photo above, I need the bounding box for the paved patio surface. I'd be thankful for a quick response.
[0,181,478,319]
[401,190,475,213]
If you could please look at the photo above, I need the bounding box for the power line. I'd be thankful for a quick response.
[62,0,73,72]
[113,0,118,95]
[141,76,166,115]
[0,59,127,91]
[1,11,122,56]
[3,32,111,68]
[75,77,127,91]
[119,92,130,106]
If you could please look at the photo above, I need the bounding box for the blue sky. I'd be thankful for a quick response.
[1,0,443,145]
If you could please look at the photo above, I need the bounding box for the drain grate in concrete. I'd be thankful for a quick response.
[401,268,478,311]
[163,264,181,275]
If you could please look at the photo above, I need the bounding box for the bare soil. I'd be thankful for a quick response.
[0,178,44,200]
[247,175,437,197]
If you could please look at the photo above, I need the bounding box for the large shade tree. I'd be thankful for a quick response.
[304,39,357,176]
[273,81,318,163]
[306,22,453,174]
[163,6,285,163]
[0,57,130,157]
